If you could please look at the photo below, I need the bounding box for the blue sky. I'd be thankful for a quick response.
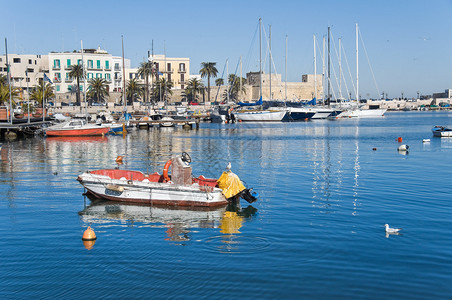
[2,0,452,98]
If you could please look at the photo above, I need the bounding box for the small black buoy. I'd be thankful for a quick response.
[372,148,377,151]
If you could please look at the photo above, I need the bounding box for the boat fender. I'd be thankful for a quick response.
[163,159,172,182]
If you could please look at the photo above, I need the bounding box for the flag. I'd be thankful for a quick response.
[43,73,53,84]
[157,71,163,76]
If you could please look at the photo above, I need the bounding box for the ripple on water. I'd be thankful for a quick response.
[204,234,272,254]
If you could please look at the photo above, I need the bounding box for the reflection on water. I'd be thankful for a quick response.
[79,195,258,246]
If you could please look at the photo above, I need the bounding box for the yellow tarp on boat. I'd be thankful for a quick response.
[217,171,246,199]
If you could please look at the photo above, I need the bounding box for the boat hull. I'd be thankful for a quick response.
[234,110,286,122]
[78,172,228,207]
[432,126,452,137]
[46,127,110,136]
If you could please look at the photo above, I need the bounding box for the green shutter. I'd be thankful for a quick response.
[67,59,71,67]
[97,60,101,69]
[105,61,109,69]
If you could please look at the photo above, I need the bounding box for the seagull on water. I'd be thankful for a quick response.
[226,162,232,171]
[385,224,402,234]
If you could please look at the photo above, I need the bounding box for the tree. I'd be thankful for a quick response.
[185,78,205,103]
[126,78,143,104]
[228,74,247,101]
[0,84,19,106]
[0,74,7,86]
[87,78,109,104]
[200,62,218,103]
[152,78,173,103]
[138,61,153,104]
[29,81,54,105]
[215,78,224,87]
[68,64,84,105]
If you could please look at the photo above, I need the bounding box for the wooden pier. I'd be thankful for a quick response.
[0,118,52,138]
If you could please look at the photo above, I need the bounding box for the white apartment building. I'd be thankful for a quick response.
[0,54,48,93]
[48,48,131,95]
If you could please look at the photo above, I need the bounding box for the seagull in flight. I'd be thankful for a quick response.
[385,224,402,234]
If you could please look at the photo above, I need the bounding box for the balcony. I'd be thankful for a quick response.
[52,65,61,70]
[65,65,72,70]
[54,78,62,83]
[178,80,186,85]
[105,66,111,71]
[65,78,73,83]
[178,69,186,73]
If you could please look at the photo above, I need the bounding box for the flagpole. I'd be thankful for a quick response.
[42,75,45,122]
[26,70,30,123]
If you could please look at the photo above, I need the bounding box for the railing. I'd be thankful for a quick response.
[65,65,72,70]
[178,69,186,73]
[65,78,73,82]
[52,65,61,70]
[105,66,111,71]
[54,78,62,83]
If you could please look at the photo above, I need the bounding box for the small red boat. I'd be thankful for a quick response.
[45,119,110,137]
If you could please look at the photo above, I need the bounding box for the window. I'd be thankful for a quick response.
[168,74,171,82]
[54,73,61,81]
[96,73,102,78]
[67,59,71,67]
[179,63,185,72]
[129,73,133,79]
[78,59,82,65]
[56,85,60,92]
[105,61,110,69]
[180,74,184,82]
[114,63,120,71]
[87,73,93,79]
[28,59,32,64]
[13,58,21,63]
[53,59,60,68]
[35,60,37,64]
[26,78,30,83]
[87,60,93,68]
[105,73,111,80]
[167,63,171,72]
[96,60,101,69]
[27,68,34,73]
[68,85,72,91]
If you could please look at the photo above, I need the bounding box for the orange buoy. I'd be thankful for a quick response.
[397,137,403,143]
[373,148,377,151]
[83,239,96,250]
[115,155,124,164]
[82,226,97,241]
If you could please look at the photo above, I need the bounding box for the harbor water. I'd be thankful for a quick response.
[1,111,451,299]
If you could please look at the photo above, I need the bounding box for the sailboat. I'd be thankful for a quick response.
[234,18,287,122]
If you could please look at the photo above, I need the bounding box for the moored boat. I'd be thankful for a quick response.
[77,152,258,207]
[432,125,452,137]
[45,119,110,137]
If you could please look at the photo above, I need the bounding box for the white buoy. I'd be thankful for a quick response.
[422,139,430,143]
[398,144,409,151]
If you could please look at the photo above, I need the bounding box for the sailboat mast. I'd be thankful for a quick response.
[356,23,359,101]
[5,38,12,124]
[285,35,288,101]
[269,25,271,101]
[313,35,317,100]
[327,26,331,107]
[339,37,342,100]
[226,59,229,103]
[322,36,325,104]
[240,56,242,101]
[81,40,87,120]
[259,18,262,100]
[122,35,126,111]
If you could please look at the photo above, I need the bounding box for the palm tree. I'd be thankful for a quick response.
[0,74,7,86]
[185,78,205,103]
[152,78,173,103]
[87,78,109,104]
[68,64,84,105]
[215,78,224,87]
[200,62,218,103]
[137,61,153,103]
[228,74,247,101]
[126,78,144,104]
[29,81,54,105]
[0,84,19,106]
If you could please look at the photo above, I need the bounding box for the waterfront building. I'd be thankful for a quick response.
[0,54,48,98]
[48,48,130,95]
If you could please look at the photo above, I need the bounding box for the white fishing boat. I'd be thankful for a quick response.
[77,153,258,207]
[234,109,286,122]
[432,125,452,137]
[45,119,110,137]
[159,116,175,127]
